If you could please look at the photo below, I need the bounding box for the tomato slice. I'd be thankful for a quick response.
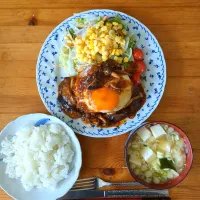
[135,60,146,74]
[132,48,144,61]
[131,72,141,84]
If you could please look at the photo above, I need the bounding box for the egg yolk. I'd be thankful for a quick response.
[91,87,119,112]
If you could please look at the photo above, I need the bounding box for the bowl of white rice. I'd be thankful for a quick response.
[0,113,82,200]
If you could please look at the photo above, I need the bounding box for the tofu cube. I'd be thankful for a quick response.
[157,151,164,158]
[137,127,152,142]
[141,147,156,163]
[150,124,166,139]
[158,141,171,153]
[171,169,179,178]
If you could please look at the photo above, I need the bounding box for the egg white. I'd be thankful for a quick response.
[77,75,132,113]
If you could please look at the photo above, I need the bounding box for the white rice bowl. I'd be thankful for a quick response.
[1,124,75,191]
[0,114,82,200]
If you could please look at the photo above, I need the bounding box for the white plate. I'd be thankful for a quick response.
[36,9,166,138]
[0,113,82,200]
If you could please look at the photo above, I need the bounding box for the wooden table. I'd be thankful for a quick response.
[0,0,200,199]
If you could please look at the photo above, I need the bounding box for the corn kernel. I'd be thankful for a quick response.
[99,21,104,27]
[115,36,121,43]
[76,53,81,57]
[89,33,96,40]
[66,40,72,45]
[102,38,107,44]
[118,24,123,29]
[83,57,89,63]
[96,54,102,62]
[102,55,108,61]
[112,25,118,31]
[101,26,107,32]
[115,49,121,56]
[92,27,96,31]
[99,49,102,54]
[76,48,82,54]
[108,49,113,54]
[111,49,116,55]
[106,38,112,46]
[101,46,106,52]
[94,40,97,45]
[106,22,112,27]
[85,39,89,44]
[79,56,84,62]
[122,29,127,35]
[124,57,129,62]
[88,58,93,63]
[97,42,101,47]
[112,22,118,26]
[95,23,101,29]
[114,56,118,61]
[84,46,89,51]
[102,50,108,56]
[94,46,99,52]
[88,43,93,49]
[75,38,83,44]
[120,39,125,46]
[118,48,123,54]
[91,50,96,56]
[118,57,123,64]
[92,54,97,59]
[113,42,118,48]
[104,34,109,39]
[85,49,91,54]
[100,33,105,38]
[109,30,115,36]
[65,36,71,41]
[104,29,109,34]
[78,52,83,56]
[87,29,92,34]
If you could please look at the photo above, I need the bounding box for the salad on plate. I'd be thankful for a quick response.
[59,14,146,83]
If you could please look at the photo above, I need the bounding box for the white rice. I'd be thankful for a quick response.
[0,124,74,191]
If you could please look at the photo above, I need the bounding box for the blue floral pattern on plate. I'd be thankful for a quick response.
[36,9,166,138]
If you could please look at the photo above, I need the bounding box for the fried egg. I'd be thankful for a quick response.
[77,75,133,113]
